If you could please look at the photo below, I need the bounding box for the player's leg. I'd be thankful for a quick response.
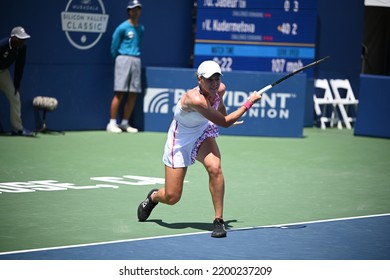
[137,166,187,221]
[154,166,187,205]
[196,137,226,237]
[196,137,224,219]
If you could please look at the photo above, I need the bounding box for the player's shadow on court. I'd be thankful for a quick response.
[147,219,238,231]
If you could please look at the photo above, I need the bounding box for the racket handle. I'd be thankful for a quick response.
[256,84,272,95]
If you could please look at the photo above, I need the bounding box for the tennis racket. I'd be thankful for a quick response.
[256,56,330,95]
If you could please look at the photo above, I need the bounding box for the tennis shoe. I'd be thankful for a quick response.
[119,124,138,133]
[137,189,159,222]
[211,218,227,238]
[106,123,122,133]
[12,129,35,137]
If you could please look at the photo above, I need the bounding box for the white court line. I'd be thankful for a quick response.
[0,212,389,256]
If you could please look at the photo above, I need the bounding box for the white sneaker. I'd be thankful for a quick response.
[106,123,122,133]
[119,124,138,133]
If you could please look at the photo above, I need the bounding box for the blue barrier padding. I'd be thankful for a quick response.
[355,74,390,138]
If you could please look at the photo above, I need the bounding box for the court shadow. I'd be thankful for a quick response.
[146,219,238,231]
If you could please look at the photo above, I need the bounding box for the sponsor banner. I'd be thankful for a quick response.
[144,67,306,137]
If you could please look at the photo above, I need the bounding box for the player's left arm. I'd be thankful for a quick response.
[217,83,227,116]
[217,82,245,126]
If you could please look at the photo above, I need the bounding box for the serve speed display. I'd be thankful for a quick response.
[194,0,318,76]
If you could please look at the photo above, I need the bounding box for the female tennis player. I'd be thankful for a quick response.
[137,60,262,238]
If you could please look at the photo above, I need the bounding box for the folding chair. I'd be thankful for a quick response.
[313,79,340,129]
[329,79,359,129]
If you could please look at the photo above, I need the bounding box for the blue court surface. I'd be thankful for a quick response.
[1,214,389,260]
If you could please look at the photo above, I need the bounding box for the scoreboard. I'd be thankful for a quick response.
[194,0,318,76]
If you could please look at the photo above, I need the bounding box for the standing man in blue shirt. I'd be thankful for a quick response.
[0,26,34,136]
[107,0,144,133]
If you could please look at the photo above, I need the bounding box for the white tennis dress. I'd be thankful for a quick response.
[163,87,220,168]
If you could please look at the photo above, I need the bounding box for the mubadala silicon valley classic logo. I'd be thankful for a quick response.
[61,0,109,50]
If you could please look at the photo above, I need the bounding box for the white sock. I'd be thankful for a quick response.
[109,119,117,125]
[120,120,129,126]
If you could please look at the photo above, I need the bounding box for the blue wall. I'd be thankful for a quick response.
[0,0,365,132]
[315,0,365,97]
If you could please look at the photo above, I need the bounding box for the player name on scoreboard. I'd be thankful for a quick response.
[194,0,318,76]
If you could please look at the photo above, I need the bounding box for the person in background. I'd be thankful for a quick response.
[0,26,34,136]
[137,60,263,238]
[106,0,144,133]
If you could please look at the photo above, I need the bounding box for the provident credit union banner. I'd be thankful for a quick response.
[143,67,306,138]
